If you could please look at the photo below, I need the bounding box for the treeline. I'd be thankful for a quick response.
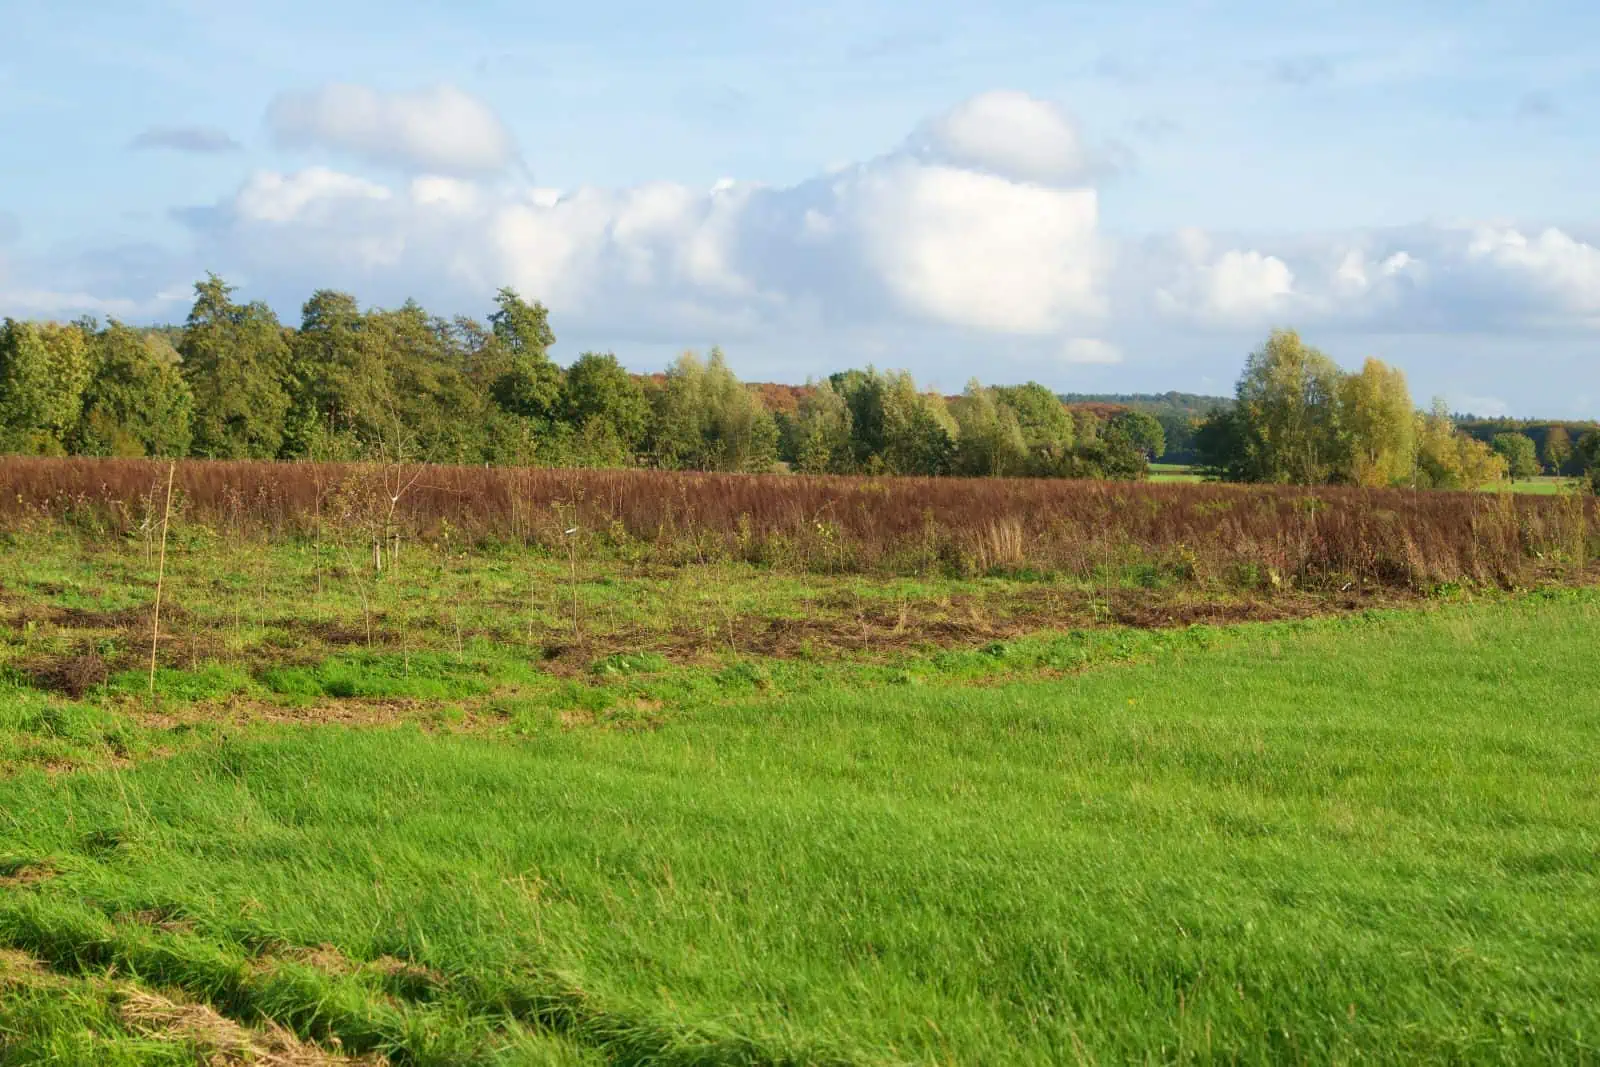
[5,281,1593,491]
[0,277,1164,480]
[1058,392,1231,464]
[1195,329,1600,491]
[1455,418,1600,478]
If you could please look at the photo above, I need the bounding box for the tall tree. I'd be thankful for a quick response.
[285,289,382,457]
[1194,408,1251,481]
[1577,431,1600,474]
[1340,357,1415,486]
[0,319,93,454]
[561,352,649,453]
[1107,410,1166,462]
[952,380,1027,477]
[1233,328,1347,484]
[648,352,710,470]
[1416,400,1506,489]
[180,274,292,459]
[1542,426,1573,475]
[75,322,193,457]
[701,348,779,473]
[880,371,956,476]
[1491,432,1540,482]
[789,378,854,474]
[487,287,563,425]
[993,382,1076,453]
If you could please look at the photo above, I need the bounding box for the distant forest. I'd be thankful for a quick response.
[2,278,1596,489]
[1057,393,1233,464]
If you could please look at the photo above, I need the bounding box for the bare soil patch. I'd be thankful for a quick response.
[0,861,58,889]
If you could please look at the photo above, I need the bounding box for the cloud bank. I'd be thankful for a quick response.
[5,84,1599,407]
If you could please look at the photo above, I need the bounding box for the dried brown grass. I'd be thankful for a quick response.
[2,456,1595,591]
[119,988,384,1066]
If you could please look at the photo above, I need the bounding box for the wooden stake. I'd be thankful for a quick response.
[149,461,175,699]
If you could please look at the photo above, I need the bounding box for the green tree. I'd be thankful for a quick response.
[1416,400,1506,489]
[75,322,193,457]
[1107,410,1166,461]
[952,380,1027,477]
[1071,434,1149,480]
[1491,432,1540,482]
[701,348,779,473]
[1233,328,1347,484]
[1071,407,1102,445]
[993,383,1075,452]
[1155,411,1201,462]
[879,371,955,476]
[561,352,649,453]
[487,287,563,424]
[789,378,854,474]
[647,353,709,470]
[1340,357,1415,486]
[1194,408,1250,481]
[180,274,292,459]
[1542,426,1573,475]
[0,319,94,454]
[829,368,890,469]
[284,289,383,456]
[1578,431,1600,474]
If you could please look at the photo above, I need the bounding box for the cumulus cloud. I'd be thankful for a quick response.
[129,125,241,153]
[182,93,1112,343]
[841,160,1101,332]
[266,83,518,175]
[910,91,1090,184]
[1152,231,1296,323]
[1466,226,1600,319]
[11,87,1600,406]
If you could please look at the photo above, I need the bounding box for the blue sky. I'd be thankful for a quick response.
[2,0,1597,415]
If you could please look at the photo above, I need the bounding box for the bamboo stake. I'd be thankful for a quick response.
[148,461,176,699]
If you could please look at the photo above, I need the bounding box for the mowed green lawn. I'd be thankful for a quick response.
[1150,465,1588,495]
[3,593,1600,1064]
[1483,476,1587,495]
[1148,462,1205,483]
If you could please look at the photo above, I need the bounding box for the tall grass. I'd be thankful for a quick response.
[2,456,1595,589]
[5,594,1600,1063]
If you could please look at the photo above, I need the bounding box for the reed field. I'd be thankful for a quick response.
[3,455,1600,1065]
[3,457,1596,590]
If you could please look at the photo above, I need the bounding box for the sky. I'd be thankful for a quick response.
[1,0,1597,416]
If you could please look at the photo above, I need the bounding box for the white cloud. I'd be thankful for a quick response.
[0,283,185,320]
[1062,338,1122,364]
[267,83,518,175]
[181,131,1108,341]
[11,89,1600,408]
[1466,226,1600,317]
[911,90,1089,184]
[235,167,391,224]
[843,160,1102,333]
[1155,244,1295,322]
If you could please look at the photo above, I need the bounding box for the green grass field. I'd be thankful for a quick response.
[1149,465,1587,495]
[1148,462,1206,484]
[3,533,1600,1064]
[1483,476,1587,495]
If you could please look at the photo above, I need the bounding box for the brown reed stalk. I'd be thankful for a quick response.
[2,456,1594,593]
